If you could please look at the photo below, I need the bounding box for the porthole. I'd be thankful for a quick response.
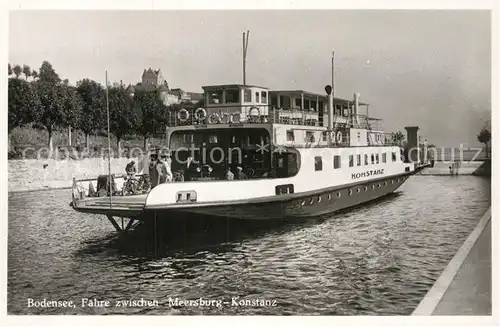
[384,181,388,187]
[309,198,314,205]
[301,200,306,206]
[348,189,352,196]
[378,183,382,188]
[337,192,341,198]
[357,188,361,193]
[328,193,332,200]
[397,178,400,182]
[318,196,322,203]
[364,186,368,191]
[372,184,375,190]
[391,180,395,184]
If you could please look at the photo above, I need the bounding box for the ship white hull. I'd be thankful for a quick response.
[144,172,411,220]
[72,146,414,221]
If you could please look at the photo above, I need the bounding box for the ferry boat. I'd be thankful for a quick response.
[71,83,419,230]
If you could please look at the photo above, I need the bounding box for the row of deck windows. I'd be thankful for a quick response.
[314,152,398,171]
[208,89,268,105]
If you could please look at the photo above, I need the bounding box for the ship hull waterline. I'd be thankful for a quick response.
[71,172,412,221]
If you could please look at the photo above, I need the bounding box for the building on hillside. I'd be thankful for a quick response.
[127,67,204,106]
[142,68,165,87]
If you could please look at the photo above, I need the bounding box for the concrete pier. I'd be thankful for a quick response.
[412,208,491,315]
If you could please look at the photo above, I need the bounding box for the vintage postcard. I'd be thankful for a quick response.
[2,2,497,326]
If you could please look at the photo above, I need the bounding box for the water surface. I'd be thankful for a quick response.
[8,176,490,315]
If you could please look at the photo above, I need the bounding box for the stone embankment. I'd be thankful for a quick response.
[8,158,136,193]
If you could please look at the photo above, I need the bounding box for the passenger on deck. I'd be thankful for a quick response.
[149,155,159,187]
[159,154,173,183]
[235,166,248,180]
[184,156,197,181]
[125,160,137,179]
[226,169,234,181]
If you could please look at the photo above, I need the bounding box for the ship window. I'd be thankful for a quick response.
[371,154,375,164]
[295,98,302,109]
[255,92,260,103]
[280,95,290,109]
[271,94,278,107]
[208,134,218,144]
[225,89,240,103]
[286,130,295,142]
[311,100,317,111]
[333,155,341,169]
[244,88,252,102]
[207,90,223,104]
[364,154,369,165]
[357,154,361,166]
[337,192,341,198]
[304,99,310,110]
[348,189,352,196]
[392,152,397,162]
[335,104,342,116]
[274,149,301,178]
[261,91,267,104]
[376,154,380,164]
[314,156,323,171]
[305,131,314,143]
[349,155,354,167]
[382,153,387,163]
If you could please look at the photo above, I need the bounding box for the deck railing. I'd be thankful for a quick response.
[168,105,339,127]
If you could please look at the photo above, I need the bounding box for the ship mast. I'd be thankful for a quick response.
[242,30,250,85]
[105,70,112,207]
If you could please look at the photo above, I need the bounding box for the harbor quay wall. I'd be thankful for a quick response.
[418,161,489,176]
[8,158,134,193]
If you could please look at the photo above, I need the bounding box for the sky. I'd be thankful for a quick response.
[9,10,491,147]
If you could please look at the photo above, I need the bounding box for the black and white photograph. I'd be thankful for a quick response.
[2,2,497,324]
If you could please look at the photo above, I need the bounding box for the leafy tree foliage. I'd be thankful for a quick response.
[76,79,106,147]
[13,65,22,78]
[134,88,167,146]
[8,77,39,133]
[477,128,491,159]
[8,63,12,76]
[38,61,60,84]
[22,64,32,80]
[31,80,82,153]
[392,130,405,146]
[108,85,138,151]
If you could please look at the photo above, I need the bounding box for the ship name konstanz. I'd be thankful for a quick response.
[351,169,385,179]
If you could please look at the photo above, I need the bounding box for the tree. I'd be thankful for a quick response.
[8,63,12,76]
[22,64,32,80]
[8,78,38,133]
[13,65,22,78]
[76,79,106,148]
[108,85,138,153]
[32,70,38,80]
[392,131,405,146]
[477,128,491,159]
[31,80,81,155]
[8,78,40,151]
[38,61,60,84]
[134,88,167,148]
